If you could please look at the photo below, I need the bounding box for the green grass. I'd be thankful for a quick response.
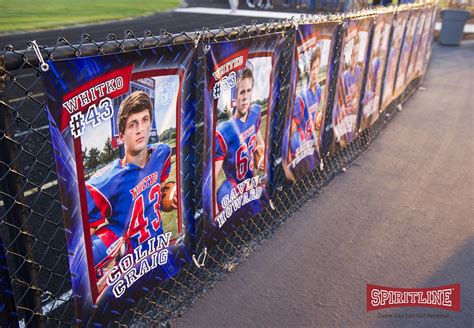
[161,154,179,239]
[0,0,181,32]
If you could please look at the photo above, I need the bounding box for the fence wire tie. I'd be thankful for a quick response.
[269,199,276,211]
[320,159,325,171]
[194,32,201,49]
[192,247,208,268]
[41,290,53,303]
[292,17,298,30]
[30,40,49,72]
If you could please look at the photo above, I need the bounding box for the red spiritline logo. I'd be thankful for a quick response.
[366,284,460,312]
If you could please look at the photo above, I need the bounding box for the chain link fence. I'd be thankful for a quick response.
[0,6,430,327]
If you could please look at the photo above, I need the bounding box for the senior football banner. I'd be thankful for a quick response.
[282,21,339,182]
[406,9,427,83]
[394,10,420,98]
[419,5,437,77]
[203,34,284,246]
[425,6,437,71]
[328,17,373,153]
[41,44,196,324]
[359,12,394,132]
[381,10,409,111]
[413,8,433,79]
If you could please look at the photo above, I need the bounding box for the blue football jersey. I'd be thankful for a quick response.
[288,94,316,178]
[303,84,322,122]
[290,95,314,158]
[86,143,172,249]
[342,65,361,115]
[364,57,381,104]
[371,57,381,93]
[215,104,262,186]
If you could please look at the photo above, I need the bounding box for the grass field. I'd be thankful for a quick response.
[161,154,180,239]
[0,0,181,32]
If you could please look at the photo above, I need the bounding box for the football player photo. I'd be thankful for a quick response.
[204,35,284,246]
[360,13,393,131]
[286,34,332,181]
[82,76,182,295]
[394,11,419,98]
[285,23,337,182]
[331,18,371,151]
[382,11,409,111]
[42,41,196,319]
[406,12,426,83]
[213,57,271,228]
[414,8,435,77]
[339,34,362,123]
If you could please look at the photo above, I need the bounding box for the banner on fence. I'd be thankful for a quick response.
[394,9,420,98]
[328,16,373,153]
[381,10,409,111]
[203,34,284,245]
[283,21,339,182]
[415,6,436,78]
[359,12,394,132]
[423,5,437,76]
[414,8,432,79]
[41,44,196,323]
[406,9,426,83]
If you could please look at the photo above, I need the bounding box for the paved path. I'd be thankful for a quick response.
[174,41,474,327]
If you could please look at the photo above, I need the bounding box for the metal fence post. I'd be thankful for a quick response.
[0,234,18,328]
[0,55,44,327]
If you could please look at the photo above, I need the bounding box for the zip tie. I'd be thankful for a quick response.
[320,158,325,171]
[292,17,298,30]
[194,32,201,49]
[40,291,53,303]
[30,40,49,72]
[269,199,276,211]
[192,247,208,268]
